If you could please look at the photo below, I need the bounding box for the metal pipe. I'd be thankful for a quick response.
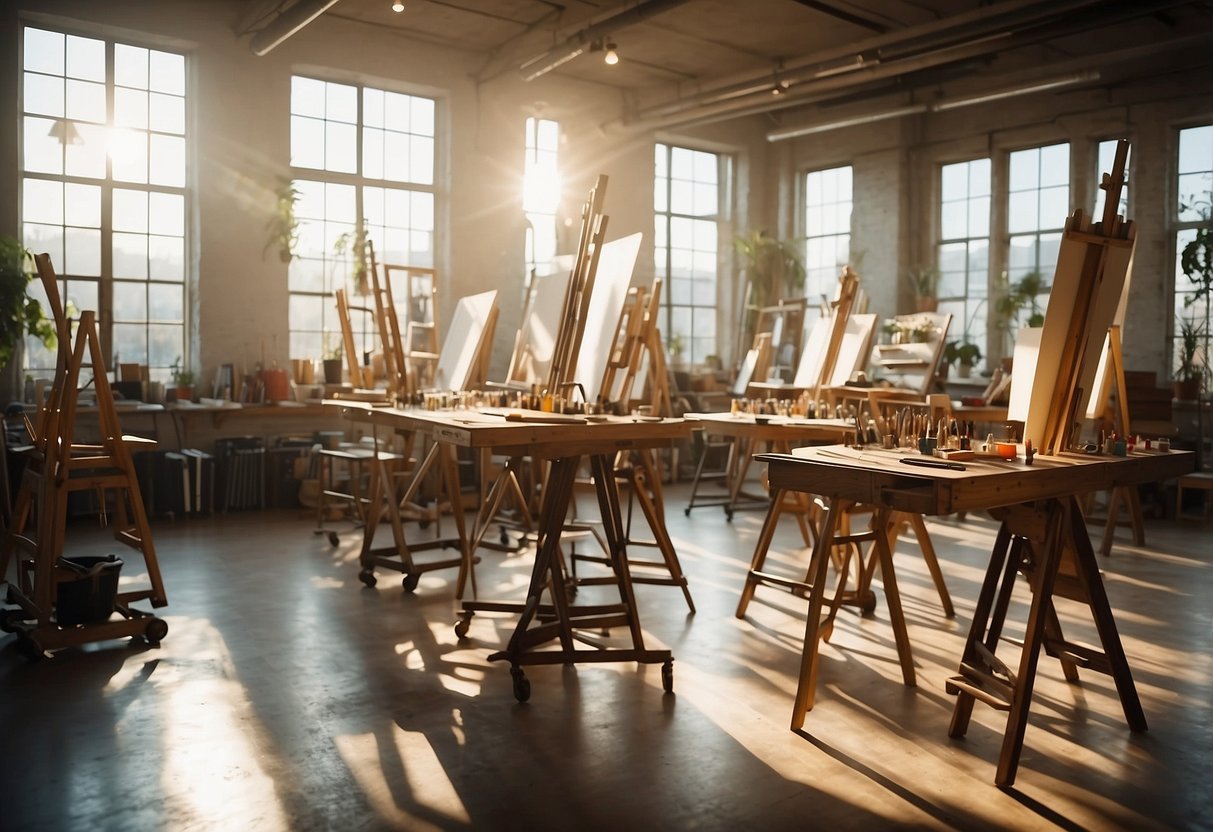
[250,0,343,56]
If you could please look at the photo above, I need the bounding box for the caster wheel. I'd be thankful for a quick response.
[500,530,510,546]
[661,659,674,693]
[454,615,471,639]
[419,519,431,530]
[684,507,691,517]
[860,592,877,615]
[402,573,421,592]
[327,531,339,547]
[144,617,169,645]
[511,667,531,702]
[725,510,734,522]
[358,568,378,588]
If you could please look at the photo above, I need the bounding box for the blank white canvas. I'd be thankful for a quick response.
[433,289,497,392]
[575,232,643,403]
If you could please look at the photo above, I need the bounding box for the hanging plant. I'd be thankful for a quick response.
[264,178,301,263]
[0,238,56,369]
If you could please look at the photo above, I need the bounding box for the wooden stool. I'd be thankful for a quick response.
[1176,472,1213,521]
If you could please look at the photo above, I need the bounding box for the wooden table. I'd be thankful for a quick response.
[758,443,1193,785]
[330,402,689,701]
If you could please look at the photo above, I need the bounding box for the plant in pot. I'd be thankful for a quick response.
[322,341,344,384]
[0,238,55,376]
[952,340,983,379]
[1173,316,1205,401]
[170,357,195,402]
[907,264,940,312]
[332,227,369,296]
[994,269,1047,356]
[264,178,301,263]
[734,230,806,341]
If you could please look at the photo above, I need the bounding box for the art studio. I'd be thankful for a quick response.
[1,1,1211,829]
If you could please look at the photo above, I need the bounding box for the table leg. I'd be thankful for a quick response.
[790,497,848,730]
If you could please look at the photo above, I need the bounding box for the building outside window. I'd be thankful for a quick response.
[288,76,436,364]
[654,143,724,366]
[21,25,188,384]
[936,158,991,352]
[803,165,852,311]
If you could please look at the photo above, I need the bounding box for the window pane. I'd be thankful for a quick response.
[325,121,357,173]
[149,282,184,319]
[66,34,105,81]
[150,235,184,280]
[150,133,186,186]
[25,223,64,270]
[114,282,148,319]
[25,73,64,117]
[25,28,64,76]
[66,79,106,123]
[113,232,148,278]
[111,129,149,183]
[113,189,149,232]
[411,96,435,135]
[23,178,63,224]
[64,227,101,276]
[149,192,185,236]
[149,92,185,134]
[65,183,101,227]
[65,123,108,179]
[23,117,62,174]
[114,87,148,129]
[409,136,433,185]
[326,81,358,123]
[149,50,185,95]
[291,116,325,169]
[115,44,149,89]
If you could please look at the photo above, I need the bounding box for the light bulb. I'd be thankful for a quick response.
[391,1,404,11]
[604,43,619,65]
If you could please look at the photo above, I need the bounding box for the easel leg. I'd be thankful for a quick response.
[735,490,786,619]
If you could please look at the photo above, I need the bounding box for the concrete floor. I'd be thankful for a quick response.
[1,483,1211,831]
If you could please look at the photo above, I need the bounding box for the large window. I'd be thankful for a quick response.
[1006,142,1070,329]
[654,143,723,366]
[288,76,436,361]
[523,117,560,279]
[937,158,991,348]
[1174,124,1212,386]
[21,26,188,383]
[803,165,853,306]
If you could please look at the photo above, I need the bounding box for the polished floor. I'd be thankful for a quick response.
[1,483,1211,831]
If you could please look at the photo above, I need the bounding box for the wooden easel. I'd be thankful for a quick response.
[546,174,609,398]
[0,254,168,654]
[383,261,441,396]
[946,139,1147,785]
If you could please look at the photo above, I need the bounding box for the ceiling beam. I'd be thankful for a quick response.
[789,0,887,33]
[518,0,693,81]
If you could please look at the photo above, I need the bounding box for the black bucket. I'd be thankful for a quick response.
[56,555,123,626]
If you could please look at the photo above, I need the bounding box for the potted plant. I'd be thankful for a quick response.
[333,228,369,295]
[954,340,982,378]
[907,264,940,312]
[1173,316,1204,401]
[734,230,806,334]
[170,356,195,402]
[264,178,301,263]
[322,341,344,384]
[667,333,685,369]
[994,269,1047,357]
[0,238,55,374]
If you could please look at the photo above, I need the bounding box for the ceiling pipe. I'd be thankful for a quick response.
[250,0,343,56]
[519,0,692,82]
[764,70,1100,141]
[605,0,1192,131]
